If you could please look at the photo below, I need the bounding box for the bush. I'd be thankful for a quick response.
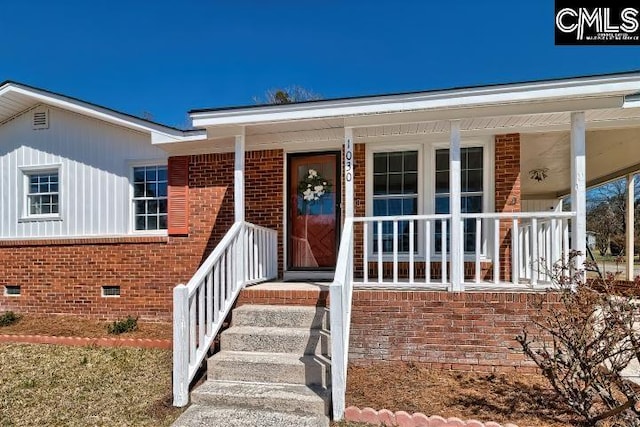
[107,316,138,335]
[0,311,21,327]
[517,252,640,426]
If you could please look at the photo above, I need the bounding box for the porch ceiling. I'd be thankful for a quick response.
[522,126,640,198]
[227,106,640,147]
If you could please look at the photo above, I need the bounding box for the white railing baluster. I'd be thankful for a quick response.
[551,218,559,276]
[523,223,530,280]
[377,221,383,283]
[206,271,213,336]
[475,218,481,284]
[363,222,368,284]
[254,228,259,281]
[220,252,227,304]
[392,220,398,284]
[563,219,570,265]
[198,283,205,351]
[493,218,500,284]
[441,219,447,285]
[531,218,538,287]
[213,263,220,323]
[512,218,519,286]
[425,219,431,284]
[409,220,414,284]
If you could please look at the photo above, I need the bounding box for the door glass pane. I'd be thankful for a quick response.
[289,154,338,269]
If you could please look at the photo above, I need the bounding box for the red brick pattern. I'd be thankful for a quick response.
[349,289,552,372]
[494,134,521,281]
[236,287,329,307]
[0,149,283,321]
[344,406,518,427]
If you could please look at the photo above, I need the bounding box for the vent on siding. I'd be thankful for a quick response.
[4,285,21,296]
[101,285,121,297]
[32,109,49,130]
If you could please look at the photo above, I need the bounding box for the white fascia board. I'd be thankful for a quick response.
[191,74,640,127]
[3,84,205,143]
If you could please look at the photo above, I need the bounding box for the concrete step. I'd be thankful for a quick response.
[191,380,330,416]
[172,405,329,427]
[208,350,331,386]
[220,326,330,355]
[233,304,329,329]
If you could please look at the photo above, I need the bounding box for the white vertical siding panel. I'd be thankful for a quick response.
[0,105,167,239]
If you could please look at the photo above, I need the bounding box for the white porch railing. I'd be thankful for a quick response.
[329,211,576,420]
[172,221,278,407]
[346,212,575,288]
[329,218,354,421]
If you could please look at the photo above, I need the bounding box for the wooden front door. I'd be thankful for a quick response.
[287,153,340,270]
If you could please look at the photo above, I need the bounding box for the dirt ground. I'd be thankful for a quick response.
[0,313,172,340]
[345,363,580,427]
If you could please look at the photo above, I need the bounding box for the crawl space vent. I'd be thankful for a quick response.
[4,285,21,296]
[102,285,121,297]
[32,110,49,130]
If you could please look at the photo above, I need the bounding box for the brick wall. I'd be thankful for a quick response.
[349,289,550,372]
[494,134,522,281]
[0,149,283,321]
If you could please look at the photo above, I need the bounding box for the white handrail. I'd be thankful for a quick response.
[330,218,354,421]
[173,221,278,407]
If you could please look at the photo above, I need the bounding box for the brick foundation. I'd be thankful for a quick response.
[348,289,550,372]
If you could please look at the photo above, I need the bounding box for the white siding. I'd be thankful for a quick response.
[522,199,562,213]
[0,105,168,239]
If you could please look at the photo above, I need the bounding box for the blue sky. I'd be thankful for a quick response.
[2,1,640,128]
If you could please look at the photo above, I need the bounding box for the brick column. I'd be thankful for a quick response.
[350,144,366,278]
[494,134,521,281]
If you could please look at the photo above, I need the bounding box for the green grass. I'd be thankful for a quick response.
[0,344,182,426]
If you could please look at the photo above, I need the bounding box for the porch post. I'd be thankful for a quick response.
[234,132,245,222]
[570,112,586,279]
[450,120,463,291]
[627,173,635,280]
[344,127,354,219]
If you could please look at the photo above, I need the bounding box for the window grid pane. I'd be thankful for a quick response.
[132,166,168,231]
[372,151,418,254]
[434,148,484,253]
[27,172,59,216]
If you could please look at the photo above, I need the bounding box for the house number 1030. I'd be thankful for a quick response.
[345,139,353,182]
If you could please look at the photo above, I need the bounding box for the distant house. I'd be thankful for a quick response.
[3,73,640,418]
[587,231,597,250]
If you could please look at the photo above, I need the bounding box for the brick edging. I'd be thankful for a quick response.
[0,334,172,349]
[344,406,518,427]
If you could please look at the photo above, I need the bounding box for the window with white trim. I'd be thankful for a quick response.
[25,170,60,217]
[372,151,418,252]
[434,147,484,252]
[132,165,168,231]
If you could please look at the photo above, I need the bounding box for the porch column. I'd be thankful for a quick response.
[344,127,354,218]
[450,120,463,291]
[571,112,586,279]
[627,173,635,280]
[234,132,245,222]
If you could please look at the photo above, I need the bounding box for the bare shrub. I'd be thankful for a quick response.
[517,252,640,426]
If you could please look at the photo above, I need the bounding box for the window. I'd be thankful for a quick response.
[132,165,168,231]
[434,147,484,252]
[372,151,418,252]
[26,170,59,217]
